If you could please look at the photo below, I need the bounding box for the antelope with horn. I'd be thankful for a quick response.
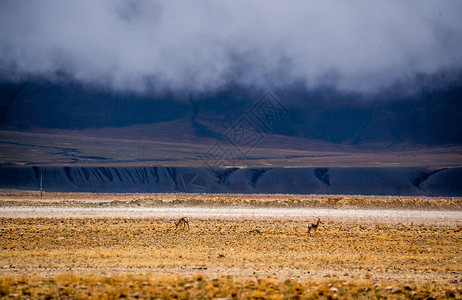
[307,217,323,235]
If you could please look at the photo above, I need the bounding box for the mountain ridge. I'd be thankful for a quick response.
[1,79,461,147]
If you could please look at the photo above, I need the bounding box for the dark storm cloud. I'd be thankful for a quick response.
[0,0,461,93]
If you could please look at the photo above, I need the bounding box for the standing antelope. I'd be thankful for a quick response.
[175,217,190,230]
[307,217,323,235]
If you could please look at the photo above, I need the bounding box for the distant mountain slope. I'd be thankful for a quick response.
[0,81,190,129]
[1,166,461,196]
[1,79,461,146]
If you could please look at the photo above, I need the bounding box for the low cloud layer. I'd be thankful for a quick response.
[1,1,461,94]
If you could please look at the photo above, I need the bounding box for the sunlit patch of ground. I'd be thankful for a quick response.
[1,274,461,299]
[1,218,461,298]
[0,191,461,298]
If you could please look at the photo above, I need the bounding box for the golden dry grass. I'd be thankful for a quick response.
[1,274,461,299]
[1,216,462,299]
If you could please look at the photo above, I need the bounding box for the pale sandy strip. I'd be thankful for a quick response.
[0,206,461,225]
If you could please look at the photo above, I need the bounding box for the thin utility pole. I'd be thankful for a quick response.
[40,172,43,198]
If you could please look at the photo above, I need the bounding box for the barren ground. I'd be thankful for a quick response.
[2,129,461,168]
[0,191,461,299]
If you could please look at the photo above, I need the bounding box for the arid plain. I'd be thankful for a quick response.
[0,191,461,299]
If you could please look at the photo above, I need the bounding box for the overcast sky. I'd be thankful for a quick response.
[0,1,461,94]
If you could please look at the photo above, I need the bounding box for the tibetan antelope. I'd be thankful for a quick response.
[174,217,190,230]
[307,217,323,235]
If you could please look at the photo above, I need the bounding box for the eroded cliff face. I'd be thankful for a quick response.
[1,166,460,196]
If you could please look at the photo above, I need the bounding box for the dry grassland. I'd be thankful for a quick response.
[1,214,462,299]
